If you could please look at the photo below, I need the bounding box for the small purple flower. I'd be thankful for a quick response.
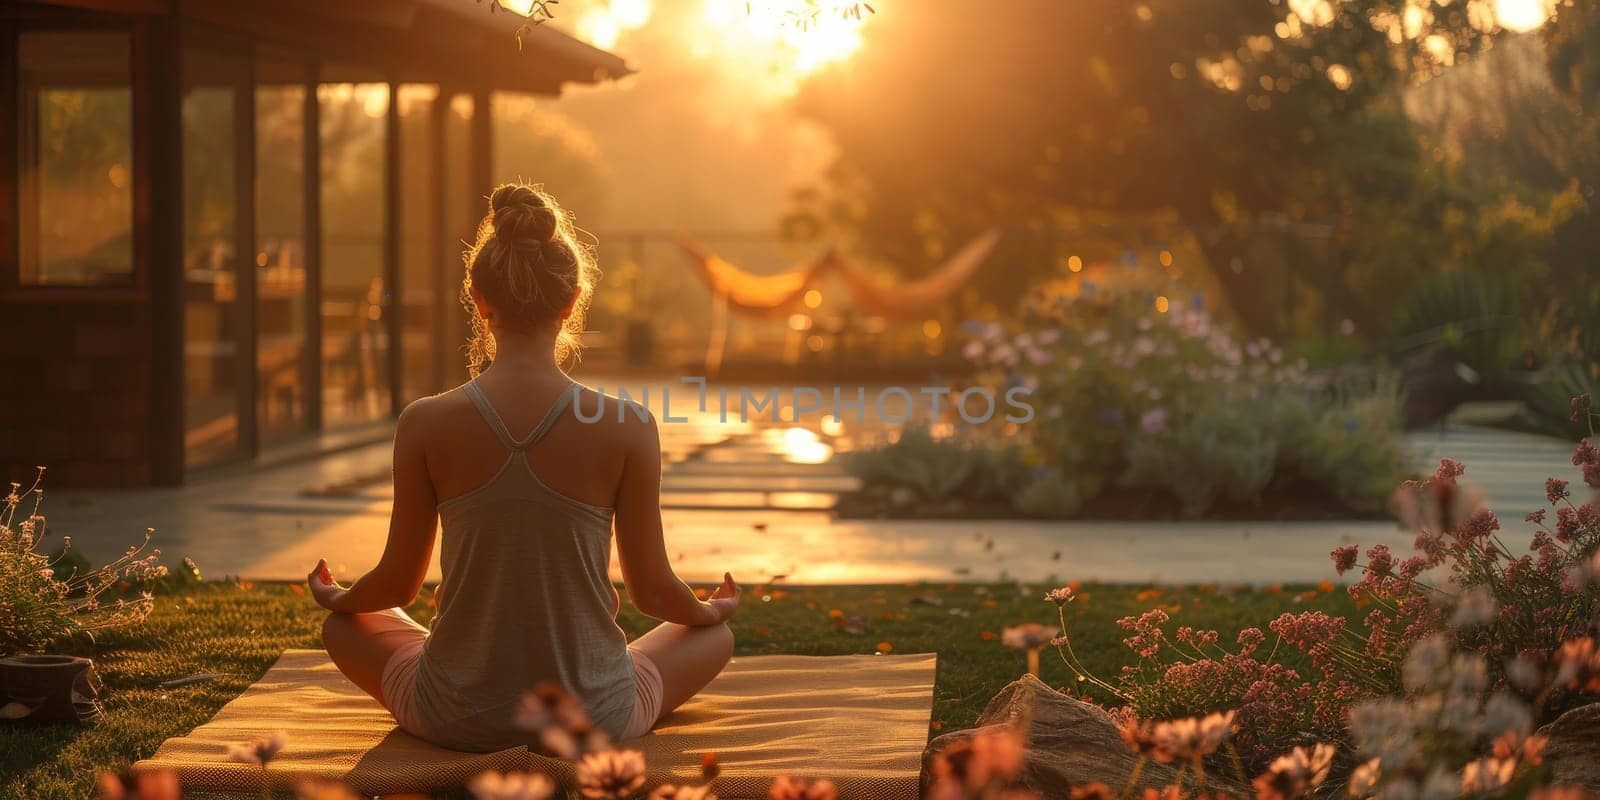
[1140,408,1167,433]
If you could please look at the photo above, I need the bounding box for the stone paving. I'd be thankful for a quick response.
[42,391,1586,586]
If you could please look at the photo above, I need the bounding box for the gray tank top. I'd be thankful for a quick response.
[410,380,635,751]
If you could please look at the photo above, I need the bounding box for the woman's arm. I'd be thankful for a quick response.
[612,410,738,626]
[309,401,439,613]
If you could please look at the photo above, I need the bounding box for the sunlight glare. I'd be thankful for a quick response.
[497,0,536,16]
[701,0,871,92]
[574,1,654,50]
[1494,0,1550,32]
[579,11,622,49]
[764,427,835,464]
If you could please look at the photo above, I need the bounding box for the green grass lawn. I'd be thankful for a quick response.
[1,579,1356,799]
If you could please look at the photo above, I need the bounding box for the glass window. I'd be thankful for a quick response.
[319,82,392,426]
[398,84,440,401]
[182,69,245,468]
[16,32,134,286]
[256,76,311,443]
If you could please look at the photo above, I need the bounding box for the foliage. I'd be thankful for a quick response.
[1122,400,1278,518]
[1040,399,1600,779]
[0,469,166,657]
[953,284,1407,518]
[791,0,1562,331]
[1275,377,1409,513]
[1391,270,1529,381]
[841,425,1035,512]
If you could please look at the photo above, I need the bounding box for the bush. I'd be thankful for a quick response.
[842,425,1028,509]
[1122,397,1279,518]
[1040,400,1600,776]
[1276,377,1410,513]
[936,285,1406,517]
[0,469,167,656]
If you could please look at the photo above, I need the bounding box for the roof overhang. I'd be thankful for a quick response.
[22,0,631,95]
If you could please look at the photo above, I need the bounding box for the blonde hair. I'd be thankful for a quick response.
[461,183,597,375]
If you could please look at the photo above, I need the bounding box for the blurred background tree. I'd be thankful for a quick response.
[790,0,1596,427]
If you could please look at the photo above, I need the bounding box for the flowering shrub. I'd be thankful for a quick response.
[1029,397,1600,784]
[841,425,1035,514]
[0,468,167,656]
[953,288,1407,518]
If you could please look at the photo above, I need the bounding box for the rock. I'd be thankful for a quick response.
[1539,702,1600,788]
[922,674,1245,797]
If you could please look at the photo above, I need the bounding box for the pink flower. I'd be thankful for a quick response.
[1151,711,1235,760]
[1044,586,1077,605]
[1236,627,1266,656]
[1546,477,1570,504]
[575,750,647,800]
[469,771,556,800]
[1331,545,1359,575]
[1002,623,1060,651]
[1573,438,1596,467]
[1253,743,1334,800]
[1139,408,1167,433]
[98,771,181,800]
[227,731,287,766]
[1571,393,1592,423]
[768,777,838,800]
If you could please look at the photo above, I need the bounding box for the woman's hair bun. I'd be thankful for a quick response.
[489,184,559,245]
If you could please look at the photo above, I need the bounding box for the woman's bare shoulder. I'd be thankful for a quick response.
[396,386,477,436]
[568,384,660,448]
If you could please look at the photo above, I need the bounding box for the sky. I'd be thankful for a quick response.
[496,0,1554,237]
[492,0,877,235]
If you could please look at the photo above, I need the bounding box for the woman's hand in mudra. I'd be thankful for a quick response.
[307,558,348,611]
[707,572,741,623]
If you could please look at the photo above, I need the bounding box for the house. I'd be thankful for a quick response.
[1,0,627,486]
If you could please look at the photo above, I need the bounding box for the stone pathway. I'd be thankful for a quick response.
[42,408,1584,586]
[1403,423,1585,524]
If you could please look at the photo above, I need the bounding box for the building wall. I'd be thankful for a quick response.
[0,299,155,488]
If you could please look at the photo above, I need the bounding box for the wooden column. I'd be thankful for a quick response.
[384,82,404,415]
[236,49,259,457]
[303,71,323,431]
[429,90,451,394]
[0,21,17,294]
[143,17,185,486]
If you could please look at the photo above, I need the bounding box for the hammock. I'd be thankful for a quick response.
[675,235,830,318]
[832,229,1001,318]
[676,230,1000,320]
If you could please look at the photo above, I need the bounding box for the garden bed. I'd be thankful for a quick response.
[1,580,1354,800]
[835,480,1394,521]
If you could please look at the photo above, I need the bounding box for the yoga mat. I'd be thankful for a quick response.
[134,649,936,799]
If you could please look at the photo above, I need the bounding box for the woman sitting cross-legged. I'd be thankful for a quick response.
[308,182,739,753]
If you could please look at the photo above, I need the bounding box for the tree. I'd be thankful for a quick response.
[792,0,1557,335]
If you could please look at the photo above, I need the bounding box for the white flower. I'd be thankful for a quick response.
[1449,586,1498,629]
[1446,654,1488,697]
[1418,768,1458,800]
[1402,635,1452,692]
[1482,693,1531,737]
[1349,699,1417,765]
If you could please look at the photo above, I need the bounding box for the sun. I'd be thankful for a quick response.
[703,0,872,78]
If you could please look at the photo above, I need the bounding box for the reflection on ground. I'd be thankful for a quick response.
[43,380,1582,586]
